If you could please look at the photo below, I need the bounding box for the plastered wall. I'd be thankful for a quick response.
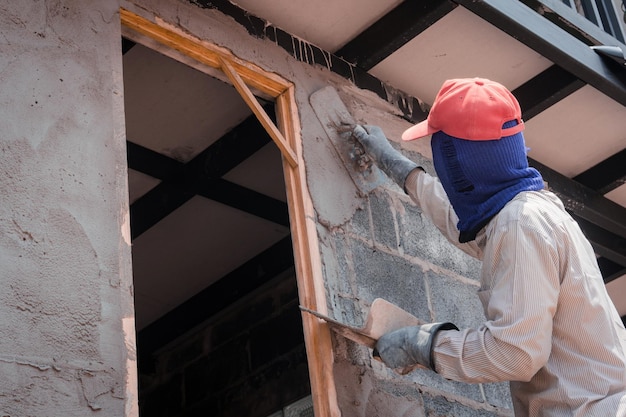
[0,1,137,415]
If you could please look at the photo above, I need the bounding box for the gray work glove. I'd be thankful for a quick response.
[352,125,419,191]
[373,322,458,374]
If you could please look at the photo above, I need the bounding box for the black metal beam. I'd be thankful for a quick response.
[129,181,195,240]
[184,104,276,180]
[197,178,289,227]
[597,257,626,284]
[531,157,626,239]
[335,0,458,71]
[512,65,585,120]
[572,215,626,267]
[128,107,288,240]
[453,0,626,106]
[122,37,136,55]
[126,141,185,181]
[129,175,289,240]
[137,235,295,372]
[573,148,626,194]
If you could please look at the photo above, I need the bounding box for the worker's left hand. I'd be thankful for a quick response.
[373,322,458,374]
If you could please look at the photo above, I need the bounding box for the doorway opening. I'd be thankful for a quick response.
[122,28,308,417]
[121,10,336,416]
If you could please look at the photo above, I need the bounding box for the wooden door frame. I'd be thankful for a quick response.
[120,9,338,417]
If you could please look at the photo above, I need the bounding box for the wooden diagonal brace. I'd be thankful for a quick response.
[220,57,298,168]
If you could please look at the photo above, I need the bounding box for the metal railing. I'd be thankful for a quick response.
[560,0,626,41]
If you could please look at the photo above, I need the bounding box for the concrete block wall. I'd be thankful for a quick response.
[138,273,310,417]
[315,147,514,416]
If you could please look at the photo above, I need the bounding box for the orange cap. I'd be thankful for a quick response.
[402,78,524,141]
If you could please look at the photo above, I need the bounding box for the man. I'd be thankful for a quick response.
[352,77,626,416]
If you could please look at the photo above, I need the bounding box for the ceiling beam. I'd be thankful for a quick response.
[597,257,626,284]
[122,37,136,55]
[128,108,289,240]
[573,148,626,194]
[453,0,626,107]
[129,181,195,240]
[572,215,626,267]
[530,158,626,240]
[137,235,295,372]
[185,104,276,179]
[126,141,185,181]
[530,158,626,266]
[197,178,289,227]
[512,64,585,120]
[335,0,458,71]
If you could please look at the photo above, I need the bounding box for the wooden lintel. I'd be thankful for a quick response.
[120,8,289,98]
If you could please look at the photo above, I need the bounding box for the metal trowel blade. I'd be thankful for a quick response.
[299,298,423,349]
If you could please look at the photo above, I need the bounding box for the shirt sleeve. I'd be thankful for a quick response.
[405,169,481,259]
[431,220,560,383]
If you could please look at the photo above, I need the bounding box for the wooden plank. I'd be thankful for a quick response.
[120,8,289,98]
[277,87,340,417]
[220,57,298,168]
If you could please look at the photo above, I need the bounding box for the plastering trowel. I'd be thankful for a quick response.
[300,298,423,349]
[309,86,386,195]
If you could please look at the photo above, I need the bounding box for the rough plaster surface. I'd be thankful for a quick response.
[0,0,136,415]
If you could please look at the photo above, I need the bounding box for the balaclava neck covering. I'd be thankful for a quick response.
[431,121,544,243]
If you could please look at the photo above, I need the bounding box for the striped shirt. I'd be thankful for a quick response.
[406,170,626,416]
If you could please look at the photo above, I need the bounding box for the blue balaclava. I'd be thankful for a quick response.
[431,120,544,242]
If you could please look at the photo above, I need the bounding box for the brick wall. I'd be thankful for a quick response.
[138,271,310,417]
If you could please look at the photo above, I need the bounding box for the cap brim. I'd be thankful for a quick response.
[401,120,436,141]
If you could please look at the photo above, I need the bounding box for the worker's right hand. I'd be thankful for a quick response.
[352,125,419,192]
[373,322,458,375]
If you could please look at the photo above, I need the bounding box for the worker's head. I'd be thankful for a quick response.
[402,78,544,242]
